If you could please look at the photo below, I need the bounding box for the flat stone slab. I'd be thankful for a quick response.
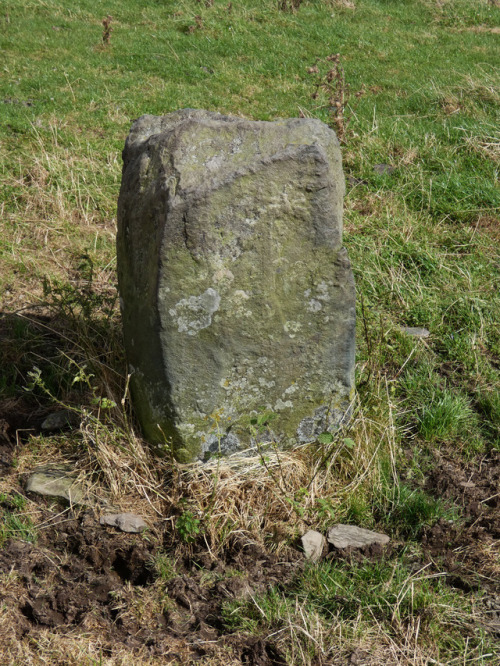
[327,524,390,549]
[301,530,326,562]
[100,513,147,533]
[117,109,355,462]
[400,326,430,338]
[26,465,84,503]
[41,409,79,432]
[373,163,395,175]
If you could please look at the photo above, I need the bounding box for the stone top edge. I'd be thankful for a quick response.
[124,109,339,154]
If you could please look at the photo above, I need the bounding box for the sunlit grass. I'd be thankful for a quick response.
[0,0,499,663]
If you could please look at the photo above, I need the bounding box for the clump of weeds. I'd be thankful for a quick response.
[307,53,364,143]
[101,15,112,45]
[188,15,204,32]
[278,0,303,12]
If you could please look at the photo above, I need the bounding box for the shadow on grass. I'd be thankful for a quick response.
[0,303,126,467]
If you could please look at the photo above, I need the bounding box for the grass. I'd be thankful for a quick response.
[0,493,37,546]
[222,555,496,665]
[0,0,499,663]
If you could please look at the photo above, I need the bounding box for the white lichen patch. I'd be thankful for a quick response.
[307,299,322,312]
[317,281,330,300]
[306,281,333,312]
[258,377,276,388]
[169,288,221,335]
[274,398,293,411]
[284,320,302,337]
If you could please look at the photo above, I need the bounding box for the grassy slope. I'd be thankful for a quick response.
[0,0,499,663]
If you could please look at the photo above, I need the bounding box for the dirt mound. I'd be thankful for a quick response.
[422,451,500,595]
[0,510,296,663]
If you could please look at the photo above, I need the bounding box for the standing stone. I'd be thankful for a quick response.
[117,109,355,463]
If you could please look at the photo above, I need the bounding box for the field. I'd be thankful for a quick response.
[0,0,499,664]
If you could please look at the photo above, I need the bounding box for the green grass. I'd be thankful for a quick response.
[222,555,496,664]
[1,0,499,663]
[0,493,37,546]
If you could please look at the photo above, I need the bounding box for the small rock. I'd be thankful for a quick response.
[301,530,325,562]
[26,465,84,503]
[41,409,79,432]
[400,326,430,338]
[346,175,368,187]
[373,163,395,175]
[100,513,147,533]
[327,524,390,549]
[349,648,370,665]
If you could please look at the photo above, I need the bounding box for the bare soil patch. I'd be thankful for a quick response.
[0,486,297,663]
[422,451,500,636]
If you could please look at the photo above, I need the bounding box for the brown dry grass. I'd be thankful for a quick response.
[0,126,118,310]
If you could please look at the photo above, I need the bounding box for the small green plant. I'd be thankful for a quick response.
[151,553,179,582]
[176,510,202,543]
[249,407,277,436]
[284,487,308,520]
[314,497,337,524]
[25,362,116,415]
[42,254,117,324]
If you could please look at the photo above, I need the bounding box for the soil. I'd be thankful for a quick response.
[0,386,499,663]
[422,450,500,614]
[0,516,295,664]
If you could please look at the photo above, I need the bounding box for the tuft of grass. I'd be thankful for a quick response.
[151,553,179,583]
[373,462,459,539]
[400,367,478,444]
[0,493,37,546]
[418,391,476,442]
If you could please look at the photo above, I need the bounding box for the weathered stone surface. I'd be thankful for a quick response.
[400,326,430,338]
[100,513,147,533]
[117,109,355,462]
[301,530,326,562]
[373,163,395,175]
[26,465,84,503]
[327,524,390,549]
[41,409,79,432]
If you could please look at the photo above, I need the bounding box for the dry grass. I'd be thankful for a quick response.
[328,0,356,8]
[462,129,500,163]
[160,387,397,557]
[0,630,185,666]
[0,125,118,308]
[0,390,406,666]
